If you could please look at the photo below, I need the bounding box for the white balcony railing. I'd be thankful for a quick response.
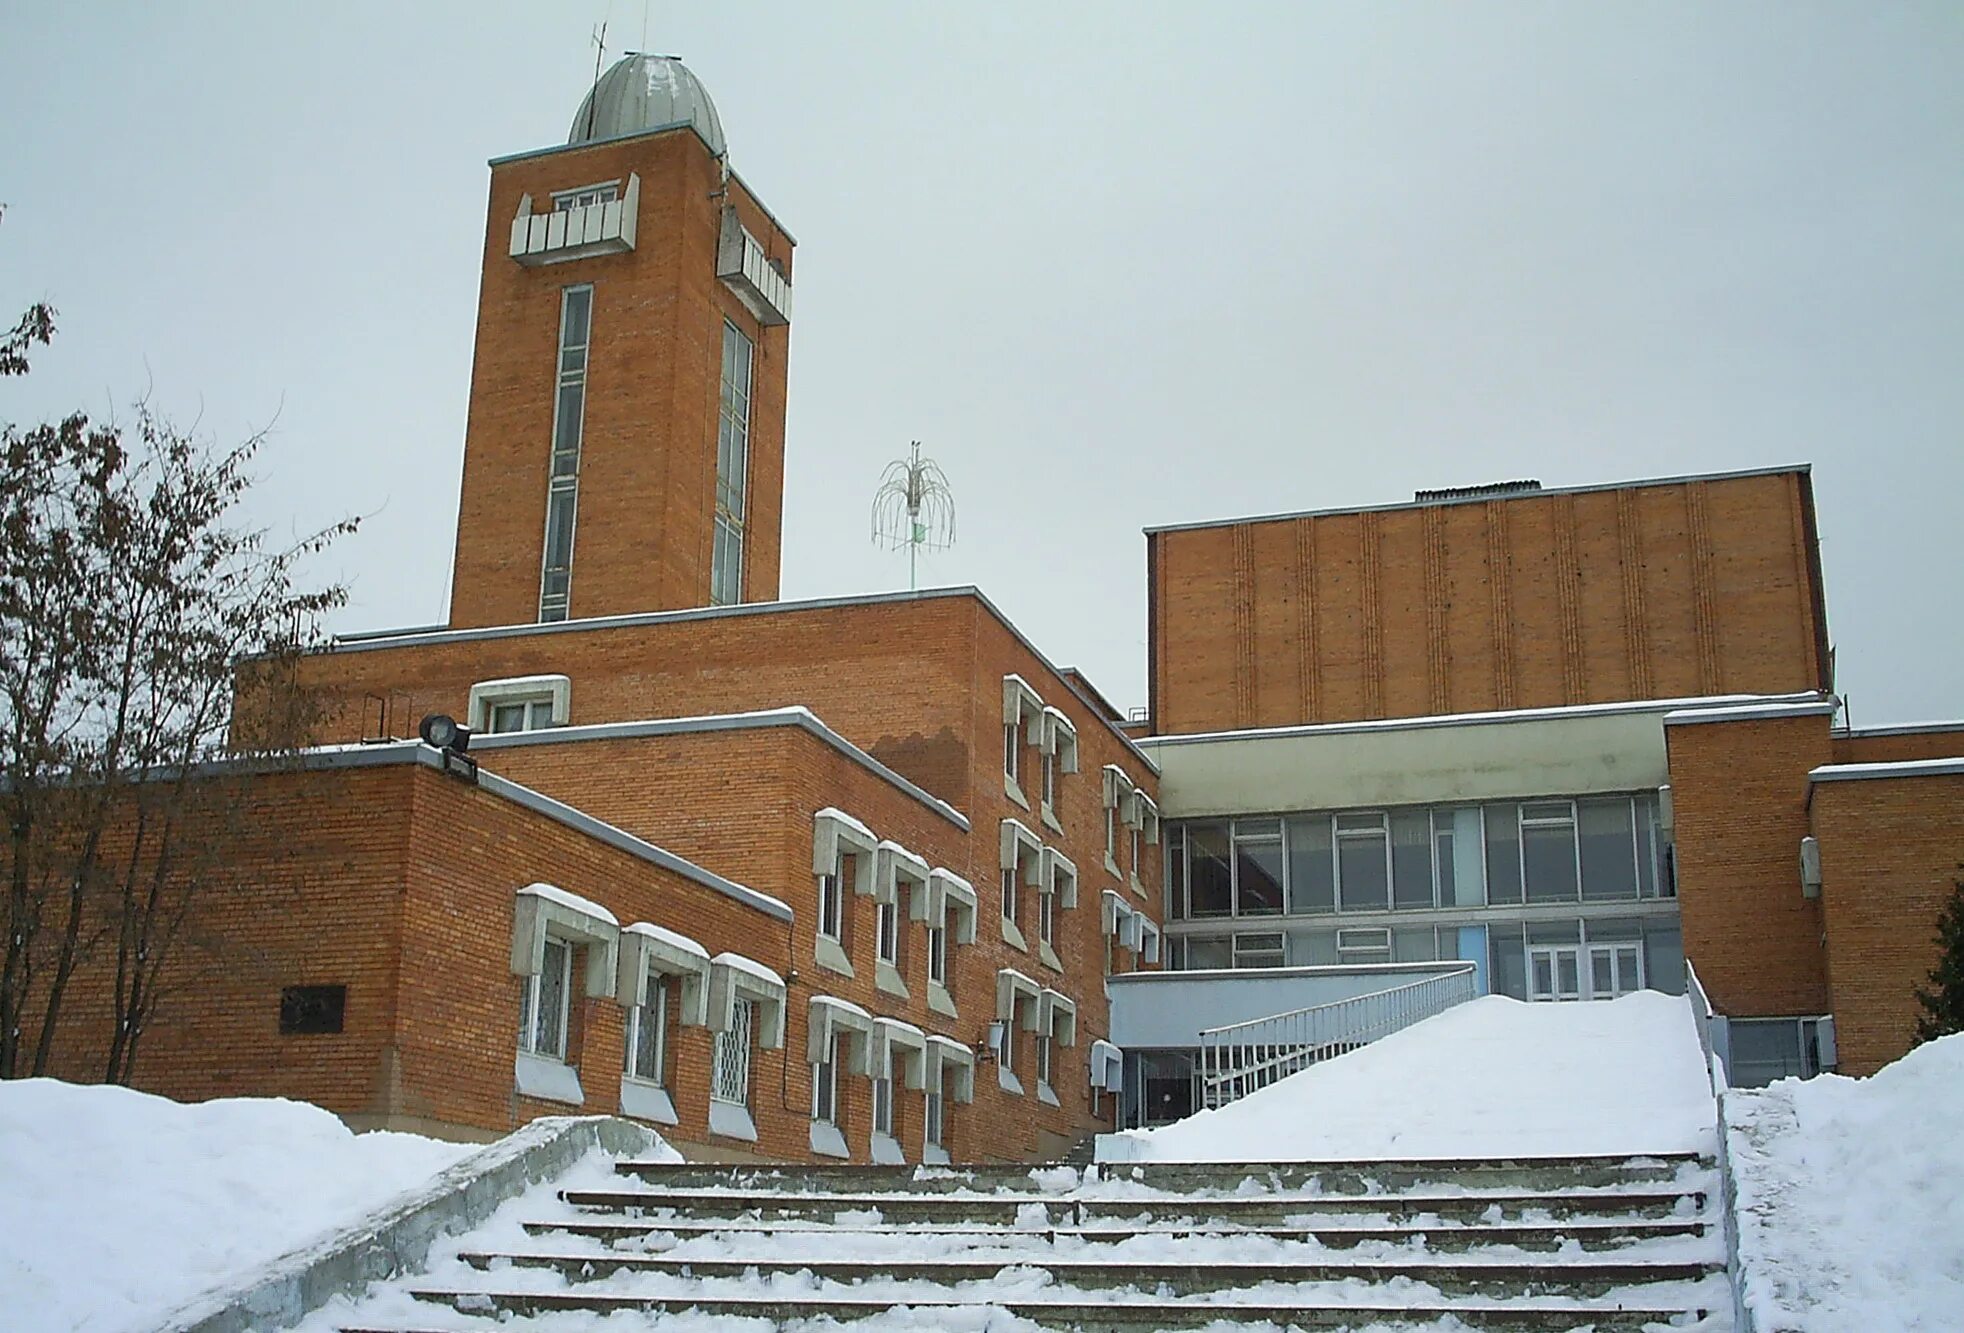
[509,174,640,266]
[716,207,791,326]
[1197,963,1479,1110]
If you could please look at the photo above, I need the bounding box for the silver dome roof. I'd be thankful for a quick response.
[568,54,725,157]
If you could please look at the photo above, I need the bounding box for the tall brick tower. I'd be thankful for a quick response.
[448,54,794,628]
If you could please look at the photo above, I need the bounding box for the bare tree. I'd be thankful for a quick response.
[1,248,357,1081]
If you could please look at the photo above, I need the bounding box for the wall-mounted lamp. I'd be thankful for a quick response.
[977,1020,1005,1064]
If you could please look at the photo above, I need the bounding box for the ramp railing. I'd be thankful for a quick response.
[1197,964,1479,1110]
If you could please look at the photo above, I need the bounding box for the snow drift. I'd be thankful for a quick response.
[0,1078,472,1332]
[1727,1031,1964,1332]
[1100,991,1717,1161]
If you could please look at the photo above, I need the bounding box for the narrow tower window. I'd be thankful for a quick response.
[539,285,592,622]
[711,320,753,606]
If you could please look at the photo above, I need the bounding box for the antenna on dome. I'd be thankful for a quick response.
[583,21,609,141]
[871,441,956,593]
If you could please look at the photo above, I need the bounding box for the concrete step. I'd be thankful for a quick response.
[380,1290,1718,1331]
[559,1183,1707,1224]
[458,1249,1721,1298]
[522,1213,1711,1251]
[612,1151,1706,1195]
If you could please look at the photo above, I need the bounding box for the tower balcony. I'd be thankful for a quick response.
[509,173,641,266]
[717,207,792,326]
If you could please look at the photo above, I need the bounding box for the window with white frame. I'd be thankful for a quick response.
[539,285,592,622]
[1000,820,1041,942]
[520,936,573,1058]
[1037,846,1077,958]
[926,917,947,985]
[1035,1031,1053,1087]
[819,867,844,940]
[924,1085,944,1150]
[1234,931,1287,969]
[1002,676,1044,798]
[469,675,571,736]
[625,980,667,1084]
[995,968,1041,1091]
[1038,888,1055,949]
[871,1065,894,1137]
[710,321,753,607]
[920,868,977,1001]
[877,898,900,966]
[812,1030,839,1125]
[1036,987,1076,1103]
[1039,707,1079,822]
[1103,765,1135,875]
[813,810,878,972]
[553,181,619,210]
[923,1034,974,1159]
[711,997,753,1106]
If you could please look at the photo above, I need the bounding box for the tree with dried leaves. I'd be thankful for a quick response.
[1,234,359,1082]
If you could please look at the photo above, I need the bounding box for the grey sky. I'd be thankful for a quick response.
[2,3,1958,724]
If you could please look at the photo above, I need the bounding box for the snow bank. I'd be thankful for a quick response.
[0,1078,472,1332]
[1102,992,1716,1161]
[1727,1032,1964,1331]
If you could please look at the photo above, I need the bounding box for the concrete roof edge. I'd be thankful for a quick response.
[1664,700,1840,727]
[470,707,970,832]
[1835,719,1964,738]
[1142,463,1813,537]
[1809,756,1964,783]
[320,585,1160,778]
[1139,693,1824,749]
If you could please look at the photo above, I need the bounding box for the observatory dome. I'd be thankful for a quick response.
[568,54,725,157]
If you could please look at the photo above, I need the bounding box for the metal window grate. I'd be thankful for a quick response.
[711,998,753,1106]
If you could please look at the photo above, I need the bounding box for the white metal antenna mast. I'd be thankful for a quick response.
[871,441,956,592]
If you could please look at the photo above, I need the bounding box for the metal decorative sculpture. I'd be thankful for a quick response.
[871,441,956,591]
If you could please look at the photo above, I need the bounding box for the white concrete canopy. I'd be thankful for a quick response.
[709,953,786,1049]
[615,921,711,1025]
[925,1034,977,1103]
[512,883,617,998]
[807,995,874,1074]
[996,967,1042,1030]
[814,808,879,896]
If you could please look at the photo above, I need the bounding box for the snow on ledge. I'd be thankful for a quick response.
[622,921,710,960]
[1810,755,1964,782]
[815,805,877,843]
[712,952,785,990]
[1664,699,1839,727]
[517,881,619,928]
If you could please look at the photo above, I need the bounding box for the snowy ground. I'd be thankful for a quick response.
[0,1078,472,1333]
[1101,992,1718,1162]
[1726,1032,1964,1332]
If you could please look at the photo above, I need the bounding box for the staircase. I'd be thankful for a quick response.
[332,1153,1730,1331]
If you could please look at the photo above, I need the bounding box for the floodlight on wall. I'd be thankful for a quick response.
[978,1020,1005,1064]
[419,713,472,753]
[1799,836,1822,899]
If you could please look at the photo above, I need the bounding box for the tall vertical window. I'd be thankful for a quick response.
[712,998,754,1107]
[520,937,573,1058]
[926,922,948,986]
[539,285,592,623]
[872,1067,895,1136]
[817,870,843,940]
[924,1087,944,1149]
[711,321,753,606]
[625,983,666,1084]
[813,1033,839,1125]
[877,899,900,966]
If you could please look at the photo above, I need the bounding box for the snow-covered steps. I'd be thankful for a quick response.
[322,1154,1731,1331]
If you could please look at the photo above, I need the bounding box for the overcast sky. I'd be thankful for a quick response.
[2,3,1958,725]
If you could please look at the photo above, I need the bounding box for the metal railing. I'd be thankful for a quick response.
[1197,964,1479,1110]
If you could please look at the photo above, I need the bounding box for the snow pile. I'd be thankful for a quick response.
[0,1078,472,1332]
[1726,1032,1964,1331]
[1101,992,1716,1161]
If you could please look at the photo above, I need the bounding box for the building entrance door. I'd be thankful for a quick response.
[1528,945,1582,1002]
[1587,942,1642,1000]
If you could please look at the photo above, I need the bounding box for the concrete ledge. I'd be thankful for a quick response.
[161,1114,657,1333]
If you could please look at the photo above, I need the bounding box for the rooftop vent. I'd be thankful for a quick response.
[1414,479,1543,504]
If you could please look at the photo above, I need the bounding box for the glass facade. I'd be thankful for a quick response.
[1165,792,1683,1002]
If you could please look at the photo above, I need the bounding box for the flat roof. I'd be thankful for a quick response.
[469,706,969,831]
[1810,756,1964,783]
[1143,463,1811,538]
[324,585,1159,775]
[233,742,793,921]
[1138,692,1827,750]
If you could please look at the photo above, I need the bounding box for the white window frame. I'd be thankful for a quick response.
[1035,987,1076,1108]
[552,180,620,211]
[1003,675,1044,804]
[468,675,571,735]
[999,819,1042,950]
[538,284,591,622]
[919,868,977,1016]
[995,968,1042,1095]
[711,998,754,1108]
[510,886,620,1104]
[923,1034,975,1165]
[1102,765,1136,879]
[813,809,879,975]
[708,951,786,1143]
[1039,706,1078,829]
[520,936,574,1060]
[710,320,753,607]
[625,982,667,1085]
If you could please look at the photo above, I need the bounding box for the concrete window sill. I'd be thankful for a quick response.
[515,1051,584,1106]
[709,1100,757,1143]
[927,981,958,1019]
[922,1142,951,1166]
[875,960,910,1001]
[1038,940,1063,973]
[815,935,856,978]
[1001,918,1028,953]
[617,1076,677,1125]
[809,1119,849,1159]
[871,1132,906,1165]
[1041,806,1064,836]
[998,1066,1024,1096]
[1004,776,1030,810]
[1038,1080,1061,1109]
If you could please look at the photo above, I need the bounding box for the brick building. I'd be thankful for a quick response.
[35,53,1956,1151]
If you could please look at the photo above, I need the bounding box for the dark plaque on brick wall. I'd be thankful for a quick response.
[280,985,346,1035]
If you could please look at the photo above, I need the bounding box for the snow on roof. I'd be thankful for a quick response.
[711,952,784,989]
[1665,700,1839,727]
[929,867,974,893]
[874,1017,925,1040]
[878,839,932,877]
[1144,692,1829,748]
[517,882,618,927]
[1810,756,1964,783]
[621,921,709,960]
[815,805,877,842]
[810,995,872,1021]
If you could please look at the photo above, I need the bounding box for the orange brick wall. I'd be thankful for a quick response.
[1831,726,1964,765]
[450,125,791,629]
[1666,712,1835,1017]
[1812,771,1964,1075]
[1149,470,1831,734]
